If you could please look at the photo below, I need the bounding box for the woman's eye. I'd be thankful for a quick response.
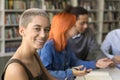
[80,22,84,25]
[35,28,40,31]
[44,27,50,32]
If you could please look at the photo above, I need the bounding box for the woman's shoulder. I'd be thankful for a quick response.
[4,59,28,80]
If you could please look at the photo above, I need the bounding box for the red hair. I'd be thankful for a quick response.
[48,12,76,51]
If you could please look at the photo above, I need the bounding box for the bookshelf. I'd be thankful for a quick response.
[0,0,120,56]
[102,0,120,41]
[0,0,45,56]
[0,0,4,56]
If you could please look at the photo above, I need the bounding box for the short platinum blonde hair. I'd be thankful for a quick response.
[19,8,49,28]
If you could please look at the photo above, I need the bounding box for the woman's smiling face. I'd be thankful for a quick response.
[21,16,50,49]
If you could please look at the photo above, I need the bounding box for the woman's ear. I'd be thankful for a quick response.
[19,27,25,36]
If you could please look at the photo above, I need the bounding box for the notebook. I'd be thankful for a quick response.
[75,70,112,80]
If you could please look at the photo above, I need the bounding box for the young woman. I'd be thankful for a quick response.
[39,11,113,80]
[2,8,56,80]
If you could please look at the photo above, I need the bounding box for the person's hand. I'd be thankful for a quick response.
[72,65,92,76]
[112,55,120,64]
[96,58,114,68]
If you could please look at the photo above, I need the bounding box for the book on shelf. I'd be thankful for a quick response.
[8,0,14,9]
[37,0,43,8]
[13,0,26,9]
[5,41,21,53]
[5,0,9,9]
[5,29,12,39]
[5,0,26,9]
[104,12,114,21]
[26,0,43,9]
[11,14,17,25]
[5,0,42,9]
[108,12,114,21]
[29,0,42,8]
[44,0,54,9]
[91,0,97,9]
[70,0,77,7]
[103,22,119,33]
[105,0,120,10]
[0,27,1,38]
[16,13,21,25]
[44,0,70,10]
[5,14,11,25]
[110,23,118,31]
[78,0,97,10]
[5,27,20,39]
[103,23,109,33]
[0,42,1,52]
[5,13,20,25]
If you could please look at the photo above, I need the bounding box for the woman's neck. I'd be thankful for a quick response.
[13,45,36,61]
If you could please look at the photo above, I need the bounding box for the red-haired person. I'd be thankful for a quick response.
[39,12,113,80]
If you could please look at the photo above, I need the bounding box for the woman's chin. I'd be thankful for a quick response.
[36,44,44,49]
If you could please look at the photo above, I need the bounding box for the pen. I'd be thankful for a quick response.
[73,67,80,70]
[73,67,90,73]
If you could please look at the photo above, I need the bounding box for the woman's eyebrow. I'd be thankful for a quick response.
[33,24,50,29]
[34,24,41,27]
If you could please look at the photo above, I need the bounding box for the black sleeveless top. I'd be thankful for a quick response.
[1,55,43,80]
